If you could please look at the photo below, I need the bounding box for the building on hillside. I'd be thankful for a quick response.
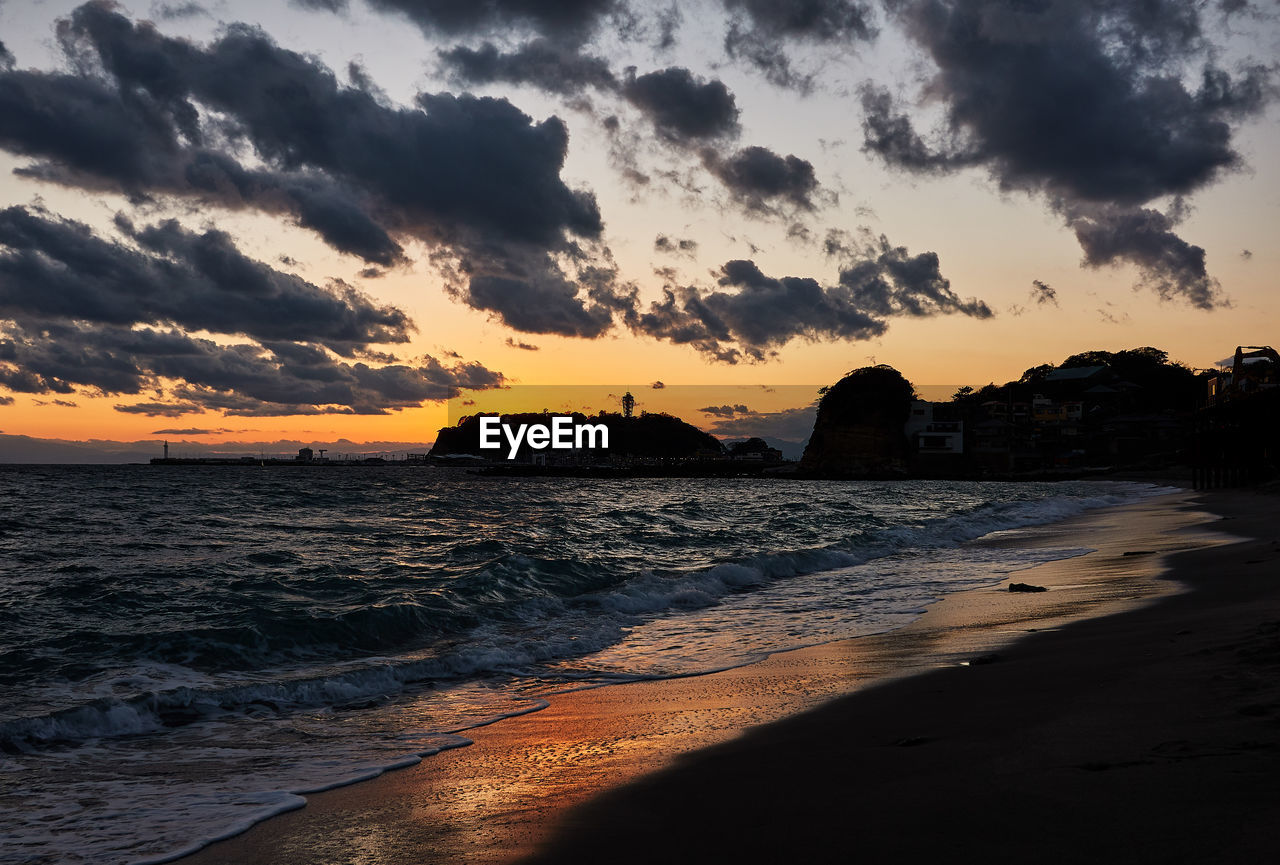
[904,401,964,456]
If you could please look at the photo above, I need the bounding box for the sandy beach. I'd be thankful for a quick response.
[526,487,1280,864]
[174,484,1279,865]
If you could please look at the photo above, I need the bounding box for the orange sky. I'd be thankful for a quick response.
[1,1,1277,449]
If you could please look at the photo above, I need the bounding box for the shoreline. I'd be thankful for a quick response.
[180,485,1226,865]
[526,486,1280,864]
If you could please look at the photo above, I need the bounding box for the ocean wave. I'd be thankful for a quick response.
[1,482,1165,752]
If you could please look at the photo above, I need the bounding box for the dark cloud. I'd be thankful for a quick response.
[293,0,616,42]
[723,29,811,93]
[1241,249,1253,260]
[651,380,666,388]
[0,40,13,70]
[150,2,207,19]
[0,3,608,331]
[291,0,347,11]
[723,0,875,42]
[833,233,994,319]
[623,67,740,143]
[151,427,220,434]
[504,337,540,350]
[615,69,823,218]
[1,4,604,259]
[1030,280,1059,306]
[0,205,506,414]
[625,234,990,362]
[1064,202,1222,309]
[0,206,412,354]
[699,403,750,417]
[864,0,1273,306]
[0,318,503,414]
[115,402,204,417]
[0,395,14,406]
[654,234,698,256]
[655,4,681,50]
[624,283,746,363]
[786,222,812,243]
[33,398,79,407]
[701,146,820,212]
[722,0,876,91]
[859,85,965,173]
[366,0,616,43]
[461,256,625,338]
[704,402,818,443]
[439,40,617,94]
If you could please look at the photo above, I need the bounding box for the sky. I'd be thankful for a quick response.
[0,0,1277,455]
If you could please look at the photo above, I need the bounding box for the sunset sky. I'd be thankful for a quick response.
[1,0,1277,454]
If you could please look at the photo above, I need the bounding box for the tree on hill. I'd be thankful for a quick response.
[949,346,1199,415]
[814,365,916,427]
[1019,363,1056,384]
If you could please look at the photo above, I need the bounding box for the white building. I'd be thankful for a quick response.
[904,400,964,455]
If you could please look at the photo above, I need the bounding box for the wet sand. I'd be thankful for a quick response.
[528,487,1280,864]
[182,488,1254,865]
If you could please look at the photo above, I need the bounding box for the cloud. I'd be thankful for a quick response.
[1241,249,1253,260]
[110,402,198,417]
[654,234,698,256]
[0,3,611,332]
[703,402,818,443]
[625,234,989,362]
[1030,280,1059,306]
[623,67,741,144]
[1096,306,1131,325]
[0,206,413,354]
[863,0,1273,306]
[504,337,540,350]
[462,256,625,337]
[150,427,219,434]
[651,380,665,388]
[439,40,617,94]
[32,398,79,407]
[722,0,875,42]
[701,146,820,212]
[0,395,13,406]
[699,403,751,417]
[291,0,347,11]
[858,84,963,174]
[1,319,504,414]
[722,0,876,91]
[150,2,207,19]
[0,204,505,414]
[833,233,994,319]
[365,0,617,43]
[1064,201,1222,309]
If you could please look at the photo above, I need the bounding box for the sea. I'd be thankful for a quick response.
[0,465,1172,864]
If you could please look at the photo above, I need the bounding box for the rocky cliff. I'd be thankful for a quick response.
[799,365,915,476]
